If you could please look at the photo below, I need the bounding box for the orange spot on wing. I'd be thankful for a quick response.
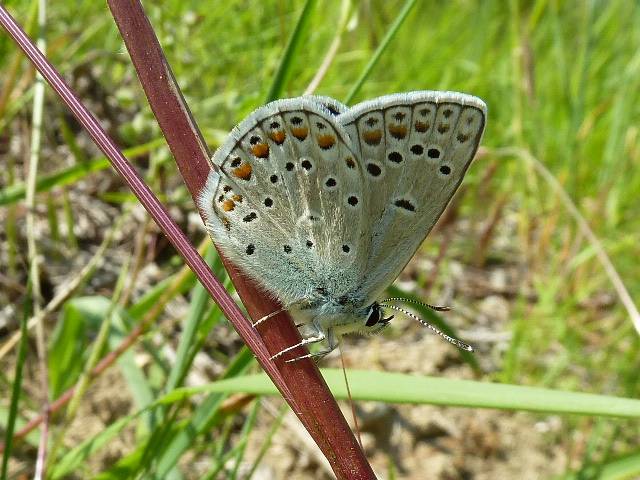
[250,143,269,158]
[232,194,243,202]
[269,131,286,145]
[363,130,382,145]
[317,134,336,149]
[222,217,231,230]
[414,121,429,132]
[222,200,235,212]
[388,124,407,139]
[291,127,308,140]
[233,163,252,181]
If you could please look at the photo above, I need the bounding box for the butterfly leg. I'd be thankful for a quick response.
[284,348,333,363]
[284,328,338,363]
[252,299,312,328]
[269,332,326,361]
[252,307,288,328]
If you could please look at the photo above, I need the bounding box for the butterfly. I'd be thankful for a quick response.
[199,91,486,362]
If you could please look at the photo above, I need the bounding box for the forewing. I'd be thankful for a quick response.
[198,97,366,304]
[338,91,486,302]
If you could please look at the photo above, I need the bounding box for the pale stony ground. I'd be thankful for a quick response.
[241,338,567,480]
[1,169,580,479]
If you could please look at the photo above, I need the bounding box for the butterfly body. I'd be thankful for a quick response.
[199,92,486,359]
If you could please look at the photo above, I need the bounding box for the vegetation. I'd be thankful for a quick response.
[1,0,639,478]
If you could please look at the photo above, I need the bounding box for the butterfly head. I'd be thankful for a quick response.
[303,289,393,337]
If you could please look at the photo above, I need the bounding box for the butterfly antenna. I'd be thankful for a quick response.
[380,304,473,352]
[380,297,451,312]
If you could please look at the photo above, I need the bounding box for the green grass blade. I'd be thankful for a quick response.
[344,0,418,104]
[1,283,31,480]
[165,369,640,419]
[51,413,141,479]
[0,138,165,206]
[229,399,260,480]
[243,405,286,480]
[127,273,197,320]
[265,0,316,102]
[146,347,255,477]
[164,246,217,393]
[556,450,640,480]
[110,313,156,412]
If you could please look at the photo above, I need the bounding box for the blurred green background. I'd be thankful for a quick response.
[1,0,639,478]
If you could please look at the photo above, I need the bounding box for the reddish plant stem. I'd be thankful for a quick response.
[0,3,374,478]
[107,2,374,477]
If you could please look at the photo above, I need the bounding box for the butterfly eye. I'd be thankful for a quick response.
[365,304,381,327]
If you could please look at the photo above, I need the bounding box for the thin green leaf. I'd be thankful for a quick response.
[109,305,156,411]
[0,138,165,206]
[152,348,255,477]
[168,369,640,419]
[344,0,418,103]
[127,273,197,320]
[164,246,218,393]
[51,413,140,479]
[48,297,107,397]
[556,450,640,480]
[265,0,316,102]
[230,399,260,480]
[1,283,31,480]
[243,405,287,480]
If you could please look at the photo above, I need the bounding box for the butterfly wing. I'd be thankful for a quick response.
[338,91,487,303]
[198,97,367,305]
